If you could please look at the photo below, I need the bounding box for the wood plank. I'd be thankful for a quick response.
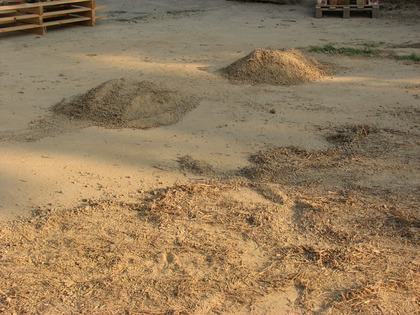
[0,4,40,11]
[0,0,91,11]
[42,0,93,8]
[77,8,94,26]
[315,4,380,18]
[0,1,99,35]
[22,24,45,35]
[0,9,17,14]
[41,16,90,27]
[0,3,45,10]
[316,4,379,8]
[0,13,38,23]
[0,22,42,32]
[42,7,91,17]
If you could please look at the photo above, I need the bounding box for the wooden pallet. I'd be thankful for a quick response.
[316,4,379,18]
[0,0,106,35]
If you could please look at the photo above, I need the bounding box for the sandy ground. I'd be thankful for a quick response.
[0,0,419,313]
[1,0,418,219]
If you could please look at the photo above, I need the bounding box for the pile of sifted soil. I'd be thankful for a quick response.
[52,78,198,129]
[219,48,329,85]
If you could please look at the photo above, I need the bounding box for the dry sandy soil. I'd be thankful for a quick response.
[0,0,419,314]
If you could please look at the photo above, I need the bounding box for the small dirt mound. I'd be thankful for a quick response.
[52,78,198,129]
[178,155,215,176]
[326,124,379,145]
[219,48,329,85]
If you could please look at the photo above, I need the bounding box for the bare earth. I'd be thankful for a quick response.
[0,0,419,314]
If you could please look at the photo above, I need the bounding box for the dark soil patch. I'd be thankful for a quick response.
[178,155,216,176]
[326,124,379,145]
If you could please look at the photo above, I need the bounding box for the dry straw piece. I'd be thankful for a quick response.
[219,48,329,85]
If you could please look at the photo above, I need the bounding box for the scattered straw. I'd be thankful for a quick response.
[1,124,418,313]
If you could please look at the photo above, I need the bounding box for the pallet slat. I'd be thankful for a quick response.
[0,0,105,35]
[0,12,38,23]
[42,7,91,18]
[0,0,92,11]
[0,22,43,32]
[315,4,379,18]
[42,16,90,26]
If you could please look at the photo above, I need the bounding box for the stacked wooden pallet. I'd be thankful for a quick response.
[316,0,379,18]
[0,0,105,35]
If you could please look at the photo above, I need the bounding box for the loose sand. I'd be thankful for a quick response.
[52,78,198,129]
[219,48,329,85]
[0,0,419,313]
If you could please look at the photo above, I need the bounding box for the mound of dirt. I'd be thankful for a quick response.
[326,124,379,145]
[178,155,216,176]
[219,48,328,85]
[52,78,198,129]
